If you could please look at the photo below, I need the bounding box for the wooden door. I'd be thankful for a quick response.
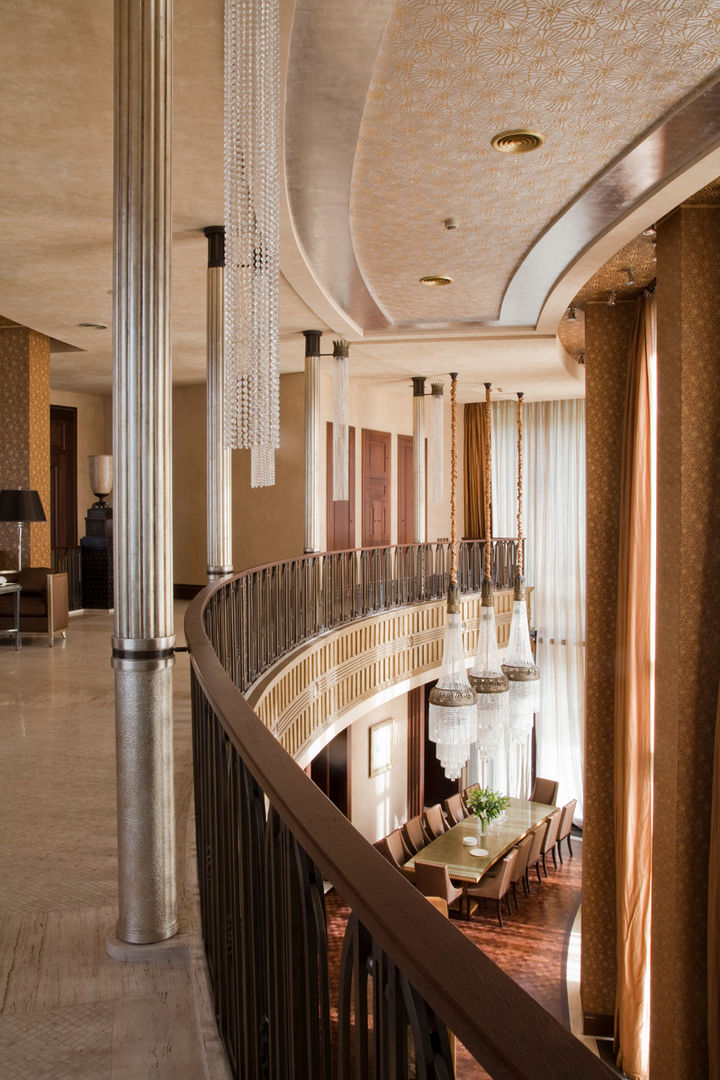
[310,726,351,817]
[361,429,390,547]
[50,405,77,549]
[326,422,356,551]
[397,434,413,545]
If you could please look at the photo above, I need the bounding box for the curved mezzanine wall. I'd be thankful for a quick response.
[246,589,515,768]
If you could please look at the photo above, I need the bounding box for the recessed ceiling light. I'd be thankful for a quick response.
[78,321,108,330]
[491,129,545,154]
[419,275,453,287]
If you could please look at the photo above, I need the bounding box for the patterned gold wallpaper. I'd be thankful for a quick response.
[0,325,50,569]
[350,0,720,324]
[582,300,634,1021]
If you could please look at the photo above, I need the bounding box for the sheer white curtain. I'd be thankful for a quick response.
[492,399,586,819]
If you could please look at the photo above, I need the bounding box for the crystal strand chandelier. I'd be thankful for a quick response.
[429,381,444,504]
[332,340,350,501]
[223,0,280,487]
[428,373,477,781]
[503,392,540,741]
[469,382,509,752]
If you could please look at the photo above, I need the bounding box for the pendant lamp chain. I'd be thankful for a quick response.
[484,381,493,583]
[450,373,458,585]
[428,372,477,781]
[517,391,524,578]
[503,391,541,740]
[470,381,510,752]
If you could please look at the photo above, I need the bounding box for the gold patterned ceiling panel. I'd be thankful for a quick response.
[350,0,720,325]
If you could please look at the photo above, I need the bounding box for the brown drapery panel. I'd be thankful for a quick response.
[614,293,655,1080]
[709,686,720,1079]
[463,401,491,539]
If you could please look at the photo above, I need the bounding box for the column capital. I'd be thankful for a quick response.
[203,225,225,267]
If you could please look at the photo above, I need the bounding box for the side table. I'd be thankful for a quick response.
[0,582,22,649]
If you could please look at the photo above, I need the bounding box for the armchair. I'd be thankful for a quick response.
[0,567,68,646]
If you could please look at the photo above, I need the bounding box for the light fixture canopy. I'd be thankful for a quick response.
[419,274,453,287]
[491,129,545,154]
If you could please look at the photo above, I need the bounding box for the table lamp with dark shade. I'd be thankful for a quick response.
[0,488,46,571]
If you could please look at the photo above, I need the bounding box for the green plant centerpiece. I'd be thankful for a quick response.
[465,786,510,835]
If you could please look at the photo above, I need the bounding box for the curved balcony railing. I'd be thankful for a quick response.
[203,538,518,694]
[186,541,614,1080]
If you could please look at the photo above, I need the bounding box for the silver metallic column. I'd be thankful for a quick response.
[304,330,322,553]
[412,376,427,543]
[112,0,177,945]
[204,226,233,577]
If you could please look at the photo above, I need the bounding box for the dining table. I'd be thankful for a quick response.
[403,797,556,884]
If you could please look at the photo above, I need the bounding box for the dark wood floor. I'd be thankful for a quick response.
[325,833,585,1078]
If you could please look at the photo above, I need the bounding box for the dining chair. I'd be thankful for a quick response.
[374,831,410,872]
[402,814,427,855]
[465,849,519,927]
[413,860,464,915]
[509,833,534,908]
[443,792,467,826]
[525,820,548,889]
[461,783,480,813]
[540,809,562,876]
[556,798,578,862]
[423,803,448,840]
[387,827,411,865]
[529,776,559,805]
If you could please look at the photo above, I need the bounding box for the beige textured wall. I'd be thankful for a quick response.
[171,372,462,583]
[172,383,206,585]
[350,694,409,844]
[650,205,720,1080]
[50,387,112,540]
[582,300,634,1023]
[232,371,305,572]
[0,323,50,568]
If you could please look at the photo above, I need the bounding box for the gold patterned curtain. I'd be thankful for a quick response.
[614,293,655,1080]
[463,402,491,539]
[710,686,720,1080]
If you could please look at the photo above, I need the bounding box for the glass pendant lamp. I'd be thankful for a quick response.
[428,373,477,780]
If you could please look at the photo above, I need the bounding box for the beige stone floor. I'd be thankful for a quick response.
[0,604,229,1080]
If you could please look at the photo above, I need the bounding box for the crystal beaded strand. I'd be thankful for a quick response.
[224,0,280,487]
[332,340,350,501]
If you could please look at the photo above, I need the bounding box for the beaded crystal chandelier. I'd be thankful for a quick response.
[428,373,477,781]
[223,0,280,487]
[332,340,350,501]
[503,392,540,739]
[469,383,509,747]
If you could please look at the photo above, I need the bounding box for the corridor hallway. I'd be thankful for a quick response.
[0,605,226,1079]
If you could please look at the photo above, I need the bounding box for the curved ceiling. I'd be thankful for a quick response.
[285,0,720,336]
[2,1,720,401]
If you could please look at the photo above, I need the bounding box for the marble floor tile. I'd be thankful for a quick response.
[0,603,222,1078]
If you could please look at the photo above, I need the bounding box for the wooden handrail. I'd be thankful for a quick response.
[186,551,615,1080]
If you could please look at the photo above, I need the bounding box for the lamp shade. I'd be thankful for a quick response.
[0,488,46,523]
[88,455,113,498]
